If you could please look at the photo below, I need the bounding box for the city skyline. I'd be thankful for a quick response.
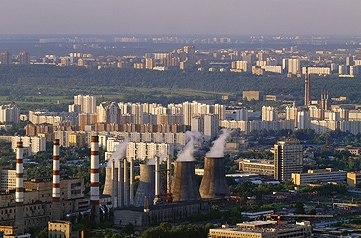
[1,0,361,36]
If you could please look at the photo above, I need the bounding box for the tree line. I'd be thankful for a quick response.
[0,65,360,102]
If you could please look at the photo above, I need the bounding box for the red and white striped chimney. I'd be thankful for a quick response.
[90,136,100,223]
[52,139,61,220]
[15,141,24,235]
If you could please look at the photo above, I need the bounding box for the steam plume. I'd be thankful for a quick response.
[206,129,232,157]
[146,153,167,165]
[107,139,129,168]
[176,131,202,162]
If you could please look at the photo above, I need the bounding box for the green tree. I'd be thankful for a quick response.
[295,201,306,214]
[37,228,48,238]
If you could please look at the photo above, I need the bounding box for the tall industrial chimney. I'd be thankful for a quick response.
[117,158,124,208]
[199,157,230,199]
[129,158,134,206]
[134,164,155,207]
[15,141,24,235]
[304,67,311,107]
[111,160,117,208]
[171,161,201,202]
[153,156,161,204]
[123,159,129,207]
[52,139,61,220]
[166,155,172,202]
[90,136,100,223]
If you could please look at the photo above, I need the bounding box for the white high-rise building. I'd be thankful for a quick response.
[0,104,20,123]
[297,111,310,129]
[288,59,300,74]
[191,115,204,132]
[286,106,298,128]
[262,106,278,121]
[234,60,251,72]
[97,102,120,123]
[73,95,96,114]
[203,114,219,141]
[11,136,46,155]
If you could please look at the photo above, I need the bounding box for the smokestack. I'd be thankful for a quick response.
[304,67,310,107]
[112,160,117,208]
[171,161,201,202]
[123,159,129,207]
[153,156,161,204]
[117,158,124,208]
[15,141,24,235]
[164,155,173,203]
[90,136,100,223]
[52,139,61,221]
[129,159,134,206]
[199,157,230,199]
[134,164,155,207]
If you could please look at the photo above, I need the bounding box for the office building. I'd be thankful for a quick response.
[273,139,303,182]
[238,159,274,175]
[292,168,347,186]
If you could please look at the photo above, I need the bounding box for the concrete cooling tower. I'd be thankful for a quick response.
[134,164,155,207]
[199,157,230,199]
[171,161,201,202]
[103,167,113,196]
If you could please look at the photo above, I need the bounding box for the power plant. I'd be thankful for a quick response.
[0,133,232,233]
[199,156,230,199]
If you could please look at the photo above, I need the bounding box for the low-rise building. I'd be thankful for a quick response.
[291,168,346,186]
[208,221,312,238]
[48,220,78,238]
[238,159,274,176]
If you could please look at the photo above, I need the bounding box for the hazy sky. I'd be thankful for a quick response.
[1,0,360,36]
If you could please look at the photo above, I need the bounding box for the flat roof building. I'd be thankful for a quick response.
[292,168,347,186]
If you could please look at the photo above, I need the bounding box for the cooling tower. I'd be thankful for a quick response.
[199,157,230,199]
[102,167,113,196]
[171,161,201,202]
[134,164,155,207]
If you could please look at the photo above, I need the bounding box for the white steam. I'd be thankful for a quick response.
[147,152,167,165]
[206,129,232,158]
[176,131,202,162]
[107,139,129,168]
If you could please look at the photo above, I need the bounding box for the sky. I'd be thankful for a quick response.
[1,0,360,36]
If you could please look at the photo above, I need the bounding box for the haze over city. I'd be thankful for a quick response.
[2,1,361,238]
[1,0,361,35]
